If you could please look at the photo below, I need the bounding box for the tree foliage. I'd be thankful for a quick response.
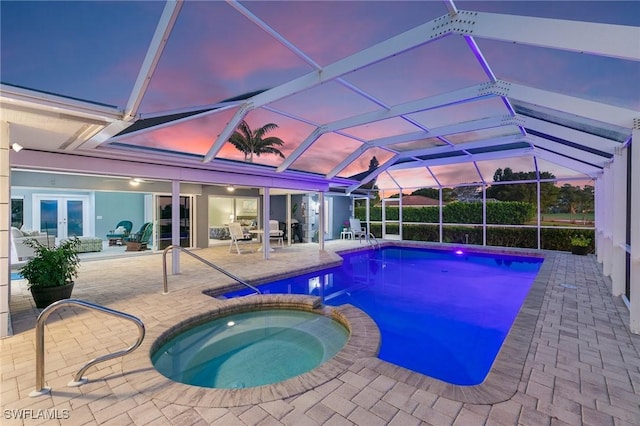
[486,168,559,211]
[228,120,286,162]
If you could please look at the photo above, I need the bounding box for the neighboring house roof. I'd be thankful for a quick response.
[383,195,440,206]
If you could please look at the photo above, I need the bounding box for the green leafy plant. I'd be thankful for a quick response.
[570,234,591,247]
[21,237,81,289]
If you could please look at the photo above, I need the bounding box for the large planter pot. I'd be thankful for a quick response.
[30,282,74,309]
[571,245,589,256]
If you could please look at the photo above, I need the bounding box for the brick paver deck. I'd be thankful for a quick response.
[1,241,639,425]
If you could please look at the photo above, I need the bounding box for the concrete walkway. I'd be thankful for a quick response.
[1,241,639,425]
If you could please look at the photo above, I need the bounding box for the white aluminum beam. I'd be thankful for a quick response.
[279,83,499,172]
[500,81,638,129]
[326,143,369,179]
[204,12,460,163]
[1,84,122,120]
[528,134,610,166]
[346,153,399,194]
[369,114,520,148]
[520,115,621,154]
[458,10,640,61]
[276,127,325,172]
[396,134,524,159]
[387,147,533,171]
[532,148,600,177]
[123,0,183,121]
[202,103,252,162]
[325,83,496,134]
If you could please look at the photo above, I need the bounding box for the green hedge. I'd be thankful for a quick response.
[356,201,535,225]
[364,223,595,252]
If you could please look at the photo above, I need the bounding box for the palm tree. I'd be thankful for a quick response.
[228,120,286,162]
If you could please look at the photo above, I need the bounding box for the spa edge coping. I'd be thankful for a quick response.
[121,294,381,407]
[123,241,551,406]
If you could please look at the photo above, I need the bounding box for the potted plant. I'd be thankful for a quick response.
[20,237,81,308]
[570,234,591,256]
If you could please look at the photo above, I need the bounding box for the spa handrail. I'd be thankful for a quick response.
[30,299,145,397]
[162,245,261,295]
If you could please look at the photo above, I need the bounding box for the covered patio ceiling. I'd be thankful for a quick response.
[1,1,638,192]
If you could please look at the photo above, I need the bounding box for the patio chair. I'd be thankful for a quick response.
[106,220,133,246]
[349,218,368,241]
[228,222,253,254]
[269,220,284,247]
[124,222,152,251]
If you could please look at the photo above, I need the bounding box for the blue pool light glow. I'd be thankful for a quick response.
[223,247,543,385]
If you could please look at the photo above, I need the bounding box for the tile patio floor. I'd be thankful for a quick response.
[1,240,639,425]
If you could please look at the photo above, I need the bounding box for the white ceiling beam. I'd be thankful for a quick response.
[202,103,252,162]
[499,81,638,128]
[520,115,621,153]
[457,10,640,61]
[123,0,183,121]
[527,134,610,166]
[532,149,601,177]
[388,147,534,170]
[277,83,496,172]
[326,144,371,179]
[204,11,487,165]
[276,127,325,172]
[324,83,496,133]
[346,153,400,194]
[1,84,122,120]
[369,114,520,148]
[108,104,237,144]
[396,134,525,159]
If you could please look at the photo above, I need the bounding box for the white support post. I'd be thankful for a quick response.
[0,121,11,337]
[318,192,325,251]
[286,193,292,247]
[482,184,487,246]
[439,187,443,243]
[611,150,627,296]
[536,179,541,250]
[595,177,604,263]
[263,187,270,259]
[171,180,180,275]
[629,124,639,333]
[602,164,613,277]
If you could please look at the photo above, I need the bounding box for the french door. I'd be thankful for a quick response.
[34,195,90,239]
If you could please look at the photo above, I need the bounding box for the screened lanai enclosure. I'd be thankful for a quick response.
[1,0,638,337]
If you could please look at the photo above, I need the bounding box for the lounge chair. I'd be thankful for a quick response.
[228,222,253,254]
[106,220,133,246]
[124,222,152,251]
[349,218,368,241]
[269,220,284,247]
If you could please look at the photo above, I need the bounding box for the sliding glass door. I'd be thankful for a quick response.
[156,195,193,249]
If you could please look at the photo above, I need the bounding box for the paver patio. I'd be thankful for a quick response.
[1,241,639,425]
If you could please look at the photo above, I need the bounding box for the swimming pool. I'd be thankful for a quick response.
[222,246,543,385]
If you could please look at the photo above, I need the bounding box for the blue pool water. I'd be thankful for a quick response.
[152,309,348,388]
[223,247,543,385]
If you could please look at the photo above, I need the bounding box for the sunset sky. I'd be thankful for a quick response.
[2,1,638,190]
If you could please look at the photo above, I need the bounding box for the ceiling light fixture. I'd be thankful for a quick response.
[11,143,23,152]
[226,185,235,192]
[130,178,142,186]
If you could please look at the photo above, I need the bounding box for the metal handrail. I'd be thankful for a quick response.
[30,299,145,397]
[162,245,261,295]
[367,233,380,249]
